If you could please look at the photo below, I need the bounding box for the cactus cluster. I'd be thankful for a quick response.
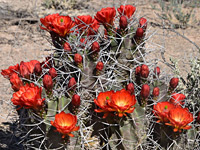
[1,4,199,150]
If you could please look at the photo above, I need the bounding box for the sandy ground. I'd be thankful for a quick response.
[0,0,199,148]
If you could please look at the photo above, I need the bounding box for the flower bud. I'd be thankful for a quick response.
[91,41,100,53]
[139,17,147,30]
[136,28,144,38]
[68,77,76,90]
[141,64,149,78]
[34,63,42,75]
[10,73,23,91]
[64,42,71,51]
[20,61,30,79]
[197,112,200,124]
[170,93,186,105]
[96,61,104,71]
[154,66,160,78]
[74,53,83,64]
[126,83,134,95]
[49,68,57,78]
[153,87,160,97]
[170,78,179,89]
[72,94,81,108]
[140,84,150,99]
[43,74,53,91]
[119,16,128,30]
[135,66,141,76]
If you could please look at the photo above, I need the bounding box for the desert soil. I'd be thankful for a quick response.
[0,0,199,148]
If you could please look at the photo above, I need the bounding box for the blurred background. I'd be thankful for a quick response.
[0,0,199,148]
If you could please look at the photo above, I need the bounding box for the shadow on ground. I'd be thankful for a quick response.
[0,122,24,150]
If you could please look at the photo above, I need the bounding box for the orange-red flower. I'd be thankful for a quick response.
[75,15,99,35]
[165,107,193,132]
[170,93,186,105]
[20,60,40,78]
[95,7,116,28]
[153,101,175,123]
[94,90,114,118]
[40,13,59,31]
[10,73,23,91]
[52,15,74,37]
[51,112,80,138]
[1,64,20,79]
[117,5,136,18]
[107,89,136,117]
[40,14,74,37]
[94,89,136,118]
[11,83,45,110]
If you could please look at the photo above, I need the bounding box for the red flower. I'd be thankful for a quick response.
[140,84,150,99]
[49,68,57,78]
[126,83,134,95]
[96,62,104,71]
[63,42,71,51]
[10,73,23,91]
[72,94,81,108]
[108,89,136,117]
[40,14,74,37]
[152,87,160,97]
[139,18,147,30]
[169,78,179,89]
[119,16,128,30]
[75,15,99,35]
[95,7,116,28]
[170,93,186,105]
[117,5,136,18]
[153,101,175,123]
[94,90,114,118]
[1,64,20,79]
[91,41,100,53]
[165,107,193,132]
[43,75,53,91]
[20,60,40,78]
[51,112,80,138]
[74,53,83,64]
[140,64,149,78]
[11,83,45,110]
[154,66,160,78]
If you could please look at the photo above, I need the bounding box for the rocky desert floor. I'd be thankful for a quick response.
[0,0,200,149]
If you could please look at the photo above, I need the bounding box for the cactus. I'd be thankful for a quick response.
[1,4,199,150]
